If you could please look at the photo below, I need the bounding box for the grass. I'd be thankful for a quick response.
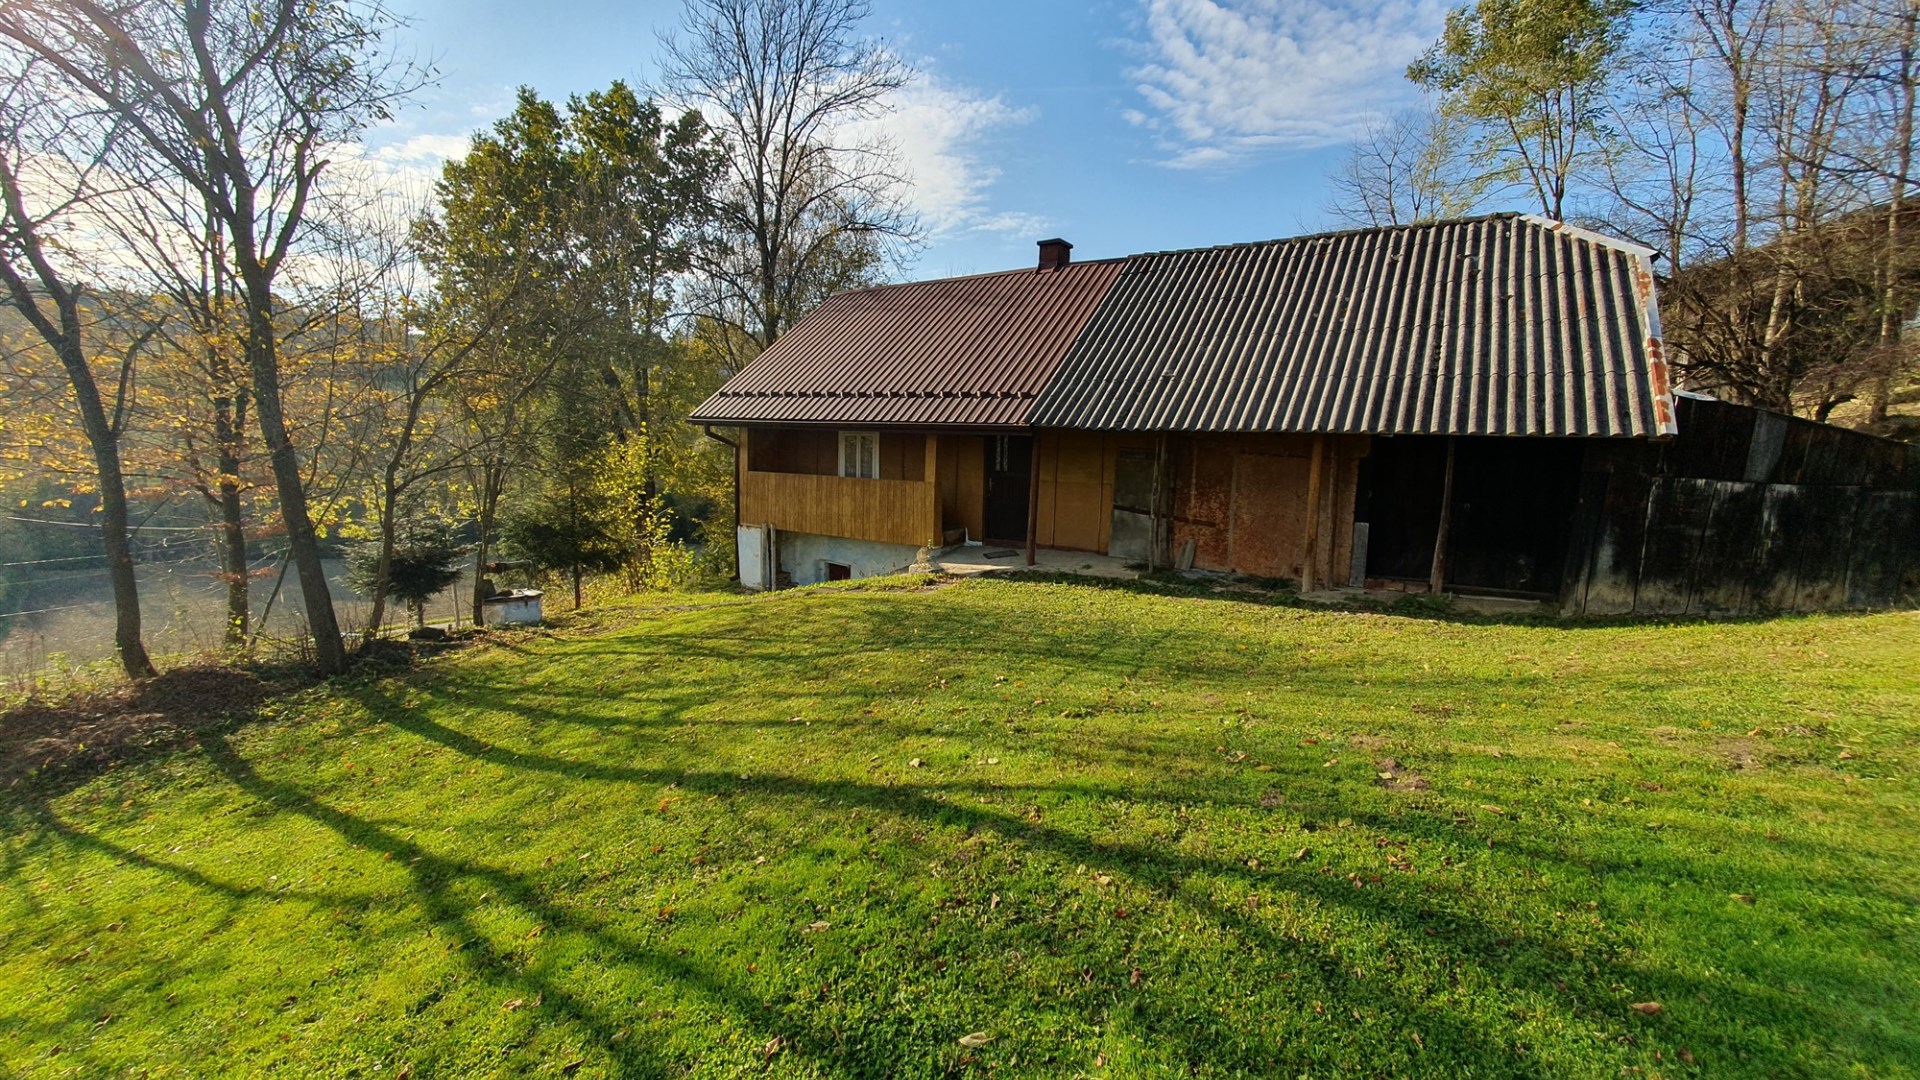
[2,575,1917,1078]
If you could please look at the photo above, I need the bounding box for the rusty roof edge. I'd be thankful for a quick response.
[1516,214,1658,261]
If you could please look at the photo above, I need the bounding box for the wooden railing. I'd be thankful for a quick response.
[739,469,937,547]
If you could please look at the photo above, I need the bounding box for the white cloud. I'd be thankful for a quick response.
[370,132,473,165]
[848,72,1043,240]
[1127,0,1448,167]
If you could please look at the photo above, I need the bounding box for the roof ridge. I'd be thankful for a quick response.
[832,257,1131,297]
[1121,212,1530,261]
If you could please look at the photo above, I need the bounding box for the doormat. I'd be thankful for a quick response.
[983,549,1020,559]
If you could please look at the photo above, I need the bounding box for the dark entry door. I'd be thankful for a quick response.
[983,435,1033,543]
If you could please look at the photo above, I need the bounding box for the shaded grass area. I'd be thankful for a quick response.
[2,576,1916,1078]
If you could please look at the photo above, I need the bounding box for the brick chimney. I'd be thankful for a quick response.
[1037,237,1072,271]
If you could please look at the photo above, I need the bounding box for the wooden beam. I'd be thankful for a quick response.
[1428,436,1456,594]
[924,434,941,548]
[1025,433,1042,566]
[1302,435,1327,592]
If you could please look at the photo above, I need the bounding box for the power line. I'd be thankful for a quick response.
[0,554,110,568]
[0,513,212,532]
[0,602,101,620]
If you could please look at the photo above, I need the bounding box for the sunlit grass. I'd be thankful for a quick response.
[3,576,1915,1077]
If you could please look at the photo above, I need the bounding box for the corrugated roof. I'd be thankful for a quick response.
[689,258,1125,428]
[1029,214,1675,437]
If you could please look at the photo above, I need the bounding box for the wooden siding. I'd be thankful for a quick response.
[739,469,938,547]
[745,427,924,480]
[1032,431,1155,553]
[936,434,985,541]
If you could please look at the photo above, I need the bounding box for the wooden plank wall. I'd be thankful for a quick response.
[1563,398,1920,615]
[739,470,936,547]
[743,427,923,480]
[936,434,985,541]
[1032,431,1154,552]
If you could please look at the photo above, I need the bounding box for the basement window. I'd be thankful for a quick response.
[825,562,852,582]
[839,431,879,479]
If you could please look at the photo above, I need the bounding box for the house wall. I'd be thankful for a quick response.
[937,434,984,542]
[747,428,924,480]
[776,530,923,586]
[1169,434,1366,587]
[738,428,940,549]
[738,427,1369,585]
[1032,431,1155,552]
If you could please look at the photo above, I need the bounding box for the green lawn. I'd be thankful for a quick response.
[3,576,1917,1078]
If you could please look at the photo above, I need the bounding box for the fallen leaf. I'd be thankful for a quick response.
[1480,804,1506,815]
[1630,1002,1663,1015]
[1731,893,1755,904]
[909,758,924,768]
[805,920,830,933]
[1292,846,1311,861]
[559,1059,583,1075]
[956,1031,993,1048]
[764,1036,786,1059]
[1679,1047,1697,1064]
[1129,967,1143,987]
[1837,751,1854,761]
[502,998,526,1012]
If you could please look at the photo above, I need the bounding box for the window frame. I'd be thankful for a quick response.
[838,431,880,479]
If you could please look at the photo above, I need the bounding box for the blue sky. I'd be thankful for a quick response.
[364,0,1452,278]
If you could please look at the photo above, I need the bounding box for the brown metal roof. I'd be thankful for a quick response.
[1029,214,1676,437]
[690,258,1125,428]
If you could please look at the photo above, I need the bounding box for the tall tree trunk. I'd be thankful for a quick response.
[46,325,153,679]
[240,279,347,675]
[1871,8,1918,425]
[470,459,507,626]
[362,481,398,643]
[212,377,250,644]
[217,466,249,644]
[0,169,154,679]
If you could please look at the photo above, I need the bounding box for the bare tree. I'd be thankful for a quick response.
[1594,0,1920,419]
[0,67,155,679]
[661,0,918,363]
[0,0,429,674]
[1326,104,1483,227]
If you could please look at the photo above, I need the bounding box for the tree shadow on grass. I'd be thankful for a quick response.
[340,675,1920,1076]
[10,581,1915,1075]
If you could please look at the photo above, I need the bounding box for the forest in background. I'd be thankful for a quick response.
[0,0,911,678]
[3,0,1917,682]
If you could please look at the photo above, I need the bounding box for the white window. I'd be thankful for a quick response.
[839,431,879,478]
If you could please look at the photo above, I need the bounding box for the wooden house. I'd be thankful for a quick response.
[691,216,1919,614]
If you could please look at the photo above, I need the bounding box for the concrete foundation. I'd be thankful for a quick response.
[776,530,923,585]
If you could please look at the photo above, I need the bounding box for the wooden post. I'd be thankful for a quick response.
[1148,433,1168,572]
[1302,435,1327,592]
[924,434,941,548]
[1428,436,1456,594]
[1025,432,1042,566]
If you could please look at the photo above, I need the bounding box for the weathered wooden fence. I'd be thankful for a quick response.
[1563,397,1920,616]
